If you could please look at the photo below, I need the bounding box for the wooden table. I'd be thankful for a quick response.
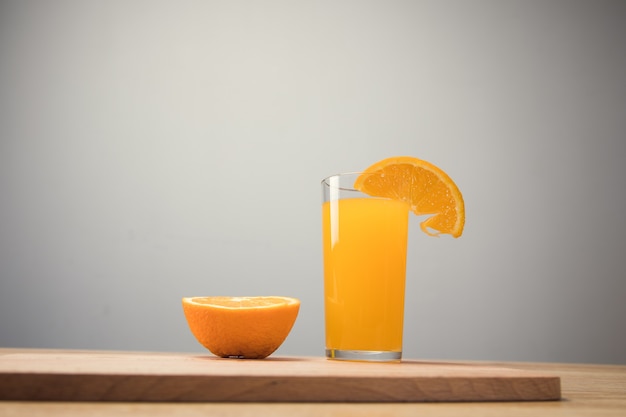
[1,349,625,416]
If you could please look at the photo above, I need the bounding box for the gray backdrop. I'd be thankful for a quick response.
[1,0,625,364]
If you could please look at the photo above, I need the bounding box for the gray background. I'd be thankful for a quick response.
[1,0,625,364]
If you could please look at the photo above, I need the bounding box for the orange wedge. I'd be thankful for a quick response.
[354,156,465,237]
[182,296,300,359]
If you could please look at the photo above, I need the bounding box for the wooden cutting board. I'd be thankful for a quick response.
[0,350,560,402]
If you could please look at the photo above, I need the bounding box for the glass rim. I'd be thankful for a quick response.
[321,171,364,188]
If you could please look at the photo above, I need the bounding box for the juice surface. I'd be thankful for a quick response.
[322,197,409,352]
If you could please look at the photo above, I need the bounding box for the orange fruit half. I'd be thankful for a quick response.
[182,296,300,359]
[354,156,465,237]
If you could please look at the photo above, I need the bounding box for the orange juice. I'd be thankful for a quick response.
[322,197,409,355]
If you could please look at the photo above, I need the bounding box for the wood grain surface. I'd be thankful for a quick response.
[0,350,560,402]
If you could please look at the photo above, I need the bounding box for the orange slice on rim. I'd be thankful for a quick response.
[354,156,465,237]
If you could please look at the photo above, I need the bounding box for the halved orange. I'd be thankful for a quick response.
[182,296,300,359]
[354,156,465,237]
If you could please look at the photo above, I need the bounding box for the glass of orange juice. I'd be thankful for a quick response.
[322,172,410,362]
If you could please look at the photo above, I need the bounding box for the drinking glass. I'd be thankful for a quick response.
[322,172,410,362]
